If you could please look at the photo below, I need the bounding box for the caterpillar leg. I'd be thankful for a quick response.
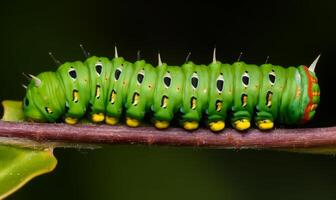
[105,116,119,125]
[256,119,274,130]
[183,121,199,131]
[232,119,251,131]
[209,121,225,132]
[154,120,170,129]
[126,117,140,127]
[91,113,105,123]
[65,117,78,125]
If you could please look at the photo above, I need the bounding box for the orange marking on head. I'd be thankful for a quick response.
[302,66,314,123]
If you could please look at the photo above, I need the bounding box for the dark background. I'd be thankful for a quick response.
[1,0,336,199]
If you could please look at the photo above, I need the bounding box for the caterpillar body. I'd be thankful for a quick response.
[22,48,321,132]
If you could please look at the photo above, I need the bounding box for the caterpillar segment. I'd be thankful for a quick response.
[22,49,320,132]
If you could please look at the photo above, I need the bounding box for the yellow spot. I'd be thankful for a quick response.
[313,91,320,97]
[105,116,118,125]
[91,113,105,122]
[65,117,78,125]
[256,120,274,130]
[45,107,53,114]
[267,92,272,107]
[110,90,116,104]
[216,101,223,112]
[126,117,140,127]
[154,120,170,129]
[95,85,101,98]
[191,98,197,109]
[162,96,169,108]
[242,95,248,107]
[73,90,80,102]
[233,119,250,131]
[132,93,140,106]
[183,121,199,130]
[209,121,225,132]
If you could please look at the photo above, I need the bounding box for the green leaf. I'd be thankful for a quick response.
[1,100,25,122]
[0,145,57,199]
[0,100,57,199]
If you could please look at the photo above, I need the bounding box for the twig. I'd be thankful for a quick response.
[0,121,335,150]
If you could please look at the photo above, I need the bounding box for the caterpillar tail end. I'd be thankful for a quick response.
[105,116,119,125]
[126,117,140,127]
[233,119,250,131]
[65,117,78,125]
[256,119,274,130]
[183,121,199,131]
[154,120,170,129]
[209,121,225,132]
[91,113,105,123]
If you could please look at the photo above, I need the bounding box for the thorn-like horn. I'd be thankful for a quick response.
[158,52,162,66]
[265,56,270,64]
[79,44,90,58]
[237,51,243,62]
[22,72,31,80]
[185,52,191,63]
[137,50,141,61]
[22,84,27,89]
[115,46,118,58]
[48,52,61,65]
[309,54,321,73]
[29,74,42,87]
[212,48,217,64]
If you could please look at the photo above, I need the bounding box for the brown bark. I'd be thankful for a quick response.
[0,121,335,149]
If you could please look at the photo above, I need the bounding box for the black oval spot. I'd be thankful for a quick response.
[114,69,121,80]
[24,98,29,107]
[65,104,69,113]
[164,76,171,87]
[242,72,249,86]
[95,64,102,75]
[137,73,144,84]
[44,107,52,114]
[241,93,248,107]
[191,77,198,88]
[217,79,224,92]
[68,69,77,79]
[269,71,276,84]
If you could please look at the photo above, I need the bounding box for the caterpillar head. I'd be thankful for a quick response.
[299,56,320,123]
[281,56,320,125]
[23,72,65,122]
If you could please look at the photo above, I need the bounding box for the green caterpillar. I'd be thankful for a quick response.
[22,47,321,132]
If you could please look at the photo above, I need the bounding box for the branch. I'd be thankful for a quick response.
[0,121,336,150]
